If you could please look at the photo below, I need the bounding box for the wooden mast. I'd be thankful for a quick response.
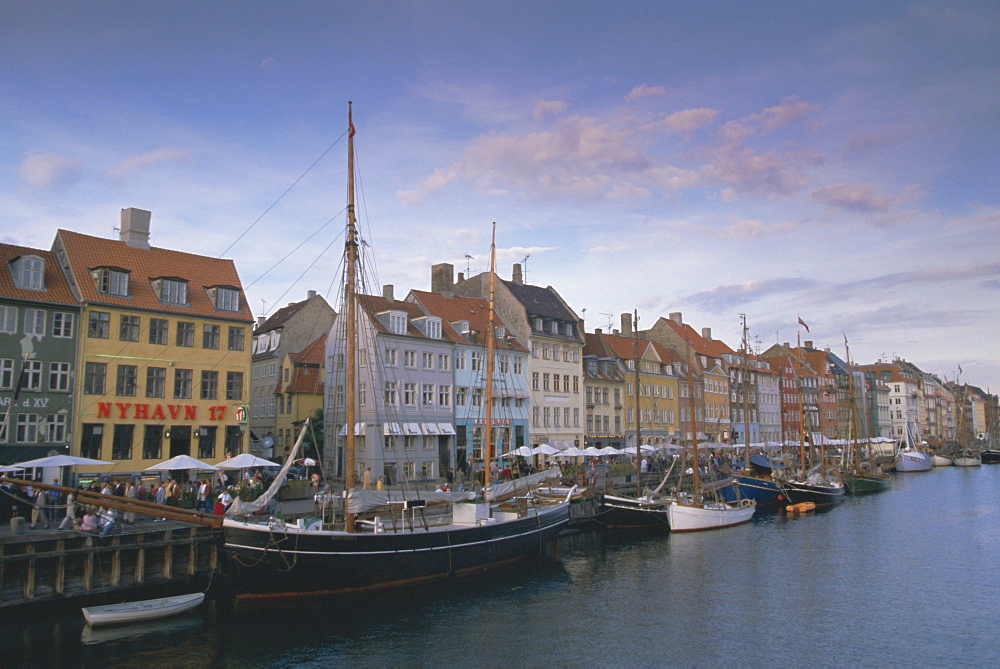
[740,314,751,471]
[482,223,497,489]
[686,333,702,500]
[344,102,359,532]
[632,311,642,495]
[796,329,807,476]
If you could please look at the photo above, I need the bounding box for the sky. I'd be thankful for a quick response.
[2,1,998,392]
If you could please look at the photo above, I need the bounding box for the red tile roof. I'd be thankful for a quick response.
[408,290,527,351]
[55,229,253,322]
[0,243,78,306]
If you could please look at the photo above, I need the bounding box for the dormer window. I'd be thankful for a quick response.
[12,255,44,291]
[550,321,559,335]
[209,286,240,312]
[154,278,188,305]
[388,311,407,335]
[425,317,441,339]
[92,267,129,297]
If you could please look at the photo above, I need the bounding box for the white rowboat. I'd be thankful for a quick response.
[82,592,205,626]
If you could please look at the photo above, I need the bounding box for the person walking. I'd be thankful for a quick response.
[29,487,49,529]
[124,479,137,524]
[58,490,77,530]
[362,467,373,490]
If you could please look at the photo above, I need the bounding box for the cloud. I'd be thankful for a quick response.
[654,108,719,136]
[947,205,1000,228]
[702,144,823,196]
[626,85,668,101]
[718,218,797,240]
[534,100,569,122]
[827,262,1000,301]
[684,277,820,312]
[106,148,190,180]
[260,57,277,69]
[18,153,85,191]
[812,182,893,212]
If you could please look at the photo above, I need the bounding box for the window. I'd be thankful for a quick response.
[198,425,217,459]
[16,414,38,443]
[96,268,129,296]
[46,414,67,443]
[52,312,73,338]
[119,314,140,341]
[471,388,482,407]
[146,318,167,345]
[404,350,416,368]
[226,372,243,401]
[542,344,550,360]
[143,425,163,460]
[88,311,110,338]
[225,426,242,455]
[389,312,407,334]
[203,324,220,349]
[543,407,551,427]
[384,382,398,406]
[23,308,45,336]
[228,327,245,351]
[514,357,523,375]
[543,373,550,391]
[267,396,275,417]
[84,362,107,395]
[532,406,539,427]
[24,360,42,391]
[499,354,509,373]
[404,382,416,405]
[116,365,137,396]
[359,382,367,406]
[438,385,450,406]
[48,362,70,391]
[215,287,240,312]
[455,387,468,406]
[147,367,166,398]
[81,424,103,459]
[422,383,434,406]
[438,353,450,371]
[0,306,16,333]
[174,368,193,399]
[176,321,195,347]
[471,351,482,371]
[201,370,218,400]
[0,359,12,389]
[532,372,539,391]
[425,318,442,339]
[455,351,466,370]
[159,279,188,304]
[385,348,398,366]
[18,256,44,290]
[422,352,434,369]
[112,424,134,460]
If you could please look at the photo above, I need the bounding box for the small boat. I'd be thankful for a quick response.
[952,452,981,467]
[783,501,816,515]
[931,453,953,467]
[82,592,205,627]
[980,450,1000,465]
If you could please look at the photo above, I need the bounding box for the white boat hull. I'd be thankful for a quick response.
[895,451,933,472]
[931,454,953,467]
[82,592,205,627]
[667,498,756,532]
[953,455,981,467]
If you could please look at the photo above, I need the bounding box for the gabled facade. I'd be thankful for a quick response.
[249,290,335,459]
[857,361,919,441]
[449,263,585,450]
[273,332,327,460]
[53,208,253,474]
[408,288,529,474]
[581,333,625,450]
[326,286,459,485]
[0,243,81,464]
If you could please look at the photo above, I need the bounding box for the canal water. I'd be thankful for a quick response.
[4,465,997,667]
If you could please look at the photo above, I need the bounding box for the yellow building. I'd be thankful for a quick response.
[273,332,326,458]
[53,209,253,476]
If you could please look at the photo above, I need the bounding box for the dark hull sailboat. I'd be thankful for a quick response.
[592,494,671,533]
[775,478,845,508]
[980,450,1000,464]
[841,470,891,494]
[722,455,786,507]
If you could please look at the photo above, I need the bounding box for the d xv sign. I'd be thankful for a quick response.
[96,402,228,421]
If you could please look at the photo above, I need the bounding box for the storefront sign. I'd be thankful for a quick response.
[96,402,229,421]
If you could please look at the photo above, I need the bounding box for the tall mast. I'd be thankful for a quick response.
[686,334,702,498]
[633,311,642,492]
[844,335,859,470]
[482,223,497,489]
[740,314,751,471]
[796,330,807,475]
[344,102,359,532]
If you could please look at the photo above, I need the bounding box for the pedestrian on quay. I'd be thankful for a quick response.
[124,478,137,524]
[58,490,77,530]
[198,479,211,513]
[79,506,98,532]
[362,467,373,490]
[376,475,384,491]
[154,481,167,505]
[48,479,62,524]
[98,506,117,537]
[29,486,49,529]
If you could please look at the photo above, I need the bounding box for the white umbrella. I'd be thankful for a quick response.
[0,464,25,472]
[531,444,560,455]
[15,455,114,468]
[558,446,587,457]
[215,453,280,469]
[598,446,622,456]
[582,447,604,456]
[144,455,218,471]
[295,458,318,466]
[501,446,533,458]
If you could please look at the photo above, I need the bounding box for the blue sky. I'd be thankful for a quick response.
[3,1,998,392]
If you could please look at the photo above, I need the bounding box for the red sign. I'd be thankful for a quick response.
[96,402,228,421]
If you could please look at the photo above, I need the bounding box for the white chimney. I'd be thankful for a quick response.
[120,208,151,249]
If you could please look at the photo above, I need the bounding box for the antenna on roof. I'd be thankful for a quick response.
[464,254,473,275]
[261,298,268,316]
[600,313,613,331]
[522,254,530,283]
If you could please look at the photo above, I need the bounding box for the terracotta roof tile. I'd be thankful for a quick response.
[0,243,77,306]
[408,290,527,351]
[56,229,253,322]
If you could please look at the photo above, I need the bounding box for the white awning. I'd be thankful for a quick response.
[437,423,457,435]
[422,423,439,435]
[338,422,366,436]
[383,423,402,436]
[403,423,421,435]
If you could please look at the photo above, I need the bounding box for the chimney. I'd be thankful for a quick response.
[431,263,455,297]
[512,263,523,285]
[805,340,813,349]
[457,272,465,282]
[783,342,790,348]
[621,313,633,336]
[702,327,712,340]
[595,328,603,334]
[383,285,394,303]
[669,312,683,325]
[256,316,266,328]
[120,208,151,249]
[307,290,317,300]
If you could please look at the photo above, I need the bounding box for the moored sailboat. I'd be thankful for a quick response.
[840,335,890,494]
[222,107,572,598]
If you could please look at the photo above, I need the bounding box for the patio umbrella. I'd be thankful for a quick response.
[14,455,114,468]
[582,447,604,456]
[215,453,279,469]
[0,464,25,472]
[144,455,218,471]
[531,444,560,455]
[557,446,587,457]
[598,446,622,456]
[500,446,533,458]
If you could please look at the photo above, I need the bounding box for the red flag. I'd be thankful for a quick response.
[349,109,356,138]
[797,317,809,332]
